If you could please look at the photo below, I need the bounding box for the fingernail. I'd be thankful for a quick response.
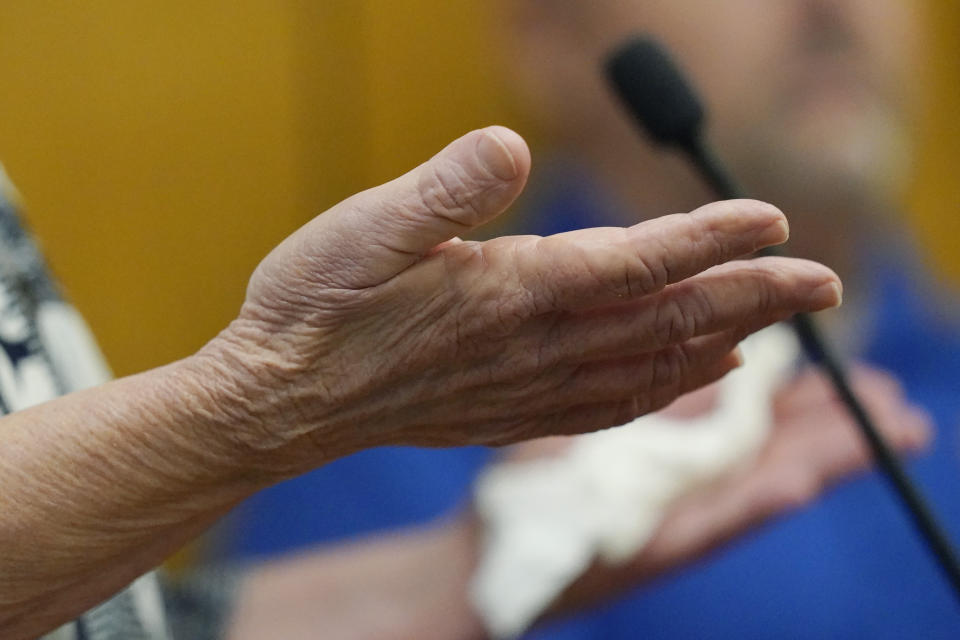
[814,281,843,308]
[772,219,790,243]
[827,282,843,307]
[476,129,519,181]
[759,218,790,246]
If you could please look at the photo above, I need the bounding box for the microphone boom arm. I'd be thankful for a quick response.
[607,36,960,604]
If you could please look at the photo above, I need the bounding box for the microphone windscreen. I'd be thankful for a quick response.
[605,37,705,147]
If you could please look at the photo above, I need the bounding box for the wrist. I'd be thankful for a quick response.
[182,319,359,484]
[138,355,275,494]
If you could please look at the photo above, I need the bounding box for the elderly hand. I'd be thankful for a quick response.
[203,126,842,476]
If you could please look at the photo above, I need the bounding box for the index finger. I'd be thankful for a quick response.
[510,199,790,313]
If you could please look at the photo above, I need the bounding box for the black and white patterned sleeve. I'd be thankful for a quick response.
[0,166,180,640]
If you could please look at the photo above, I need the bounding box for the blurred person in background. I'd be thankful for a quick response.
[227,0,960,638]
[0,1,953,639]
[495,0,960,636]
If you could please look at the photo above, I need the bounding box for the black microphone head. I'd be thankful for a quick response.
[605,37,705,148]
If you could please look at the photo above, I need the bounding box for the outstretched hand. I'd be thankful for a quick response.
[205,126,842,476]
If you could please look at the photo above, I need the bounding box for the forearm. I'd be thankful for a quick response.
[0,354,265,638]
[228,519,487,640]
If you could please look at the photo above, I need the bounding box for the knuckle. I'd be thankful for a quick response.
[675,286,715,341]
[751,262,786,316]
[651,287,713,347]
[625,253,664,298]
[693,215,731,264]
[653,298,695,346]
[457,244,537,337]
[528,236,573,312]
[649,344,689,392]
[616,227,669,297]
[630,235,672,293]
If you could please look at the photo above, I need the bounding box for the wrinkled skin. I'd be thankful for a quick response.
[203,126,842,478]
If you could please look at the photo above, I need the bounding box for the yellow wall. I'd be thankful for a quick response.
[0,2,304,375]
[0,2,956,376]
[908,1,960,286]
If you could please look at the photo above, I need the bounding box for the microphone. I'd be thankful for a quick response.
[605,36,960,603]
[605,39,746,206]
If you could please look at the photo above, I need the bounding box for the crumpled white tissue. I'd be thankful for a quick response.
[470,325,799,639]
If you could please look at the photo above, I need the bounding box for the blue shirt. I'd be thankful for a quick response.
[227,172,960,638]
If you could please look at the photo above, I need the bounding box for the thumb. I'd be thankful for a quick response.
[311,126,530,289]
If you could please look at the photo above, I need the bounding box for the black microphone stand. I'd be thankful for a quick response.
[608,36,960,604]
